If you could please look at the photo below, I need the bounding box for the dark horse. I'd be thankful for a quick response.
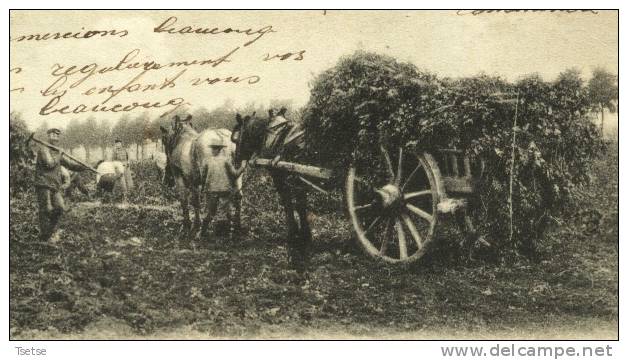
[232,108,312,273]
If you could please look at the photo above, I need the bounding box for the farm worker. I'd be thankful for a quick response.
[34,128,91,242]
[112,139,134,191]
[199,137,245,240]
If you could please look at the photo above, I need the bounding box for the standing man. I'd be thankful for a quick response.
[112,139,134,191]
[199,137,245,241]
[35,128,90,242]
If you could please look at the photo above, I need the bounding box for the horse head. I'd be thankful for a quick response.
[174,114,194,132]
[159,124,175,160]
[159,114,194,187]
[232,111,268,163]
[160,114,195,156]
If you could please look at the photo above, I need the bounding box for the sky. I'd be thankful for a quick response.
[9,10,618,131]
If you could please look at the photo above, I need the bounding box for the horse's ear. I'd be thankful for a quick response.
[186,114,192,121]
[278,107,287,116]
[160,125,168,134]
[236,113,243,125]
[268,109,274,117]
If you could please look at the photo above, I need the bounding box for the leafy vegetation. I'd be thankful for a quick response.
[302,51,606,253]
[9,112,36,198]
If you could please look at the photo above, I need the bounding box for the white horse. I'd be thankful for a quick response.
[160,117,245,236]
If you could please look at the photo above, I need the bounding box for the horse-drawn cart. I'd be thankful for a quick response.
[249,145,481,264]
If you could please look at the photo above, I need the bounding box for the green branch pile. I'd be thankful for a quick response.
[302,51,605,251]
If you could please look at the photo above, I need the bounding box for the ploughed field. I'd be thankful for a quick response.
[9,149,618,339]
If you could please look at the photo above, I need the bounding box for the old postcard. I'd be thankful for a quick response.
[9,10,618,341]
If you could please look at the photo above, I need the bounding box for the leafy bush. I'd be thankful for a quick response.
[302,51,443,171]
[9,113,36,198]
[302,52,604,253]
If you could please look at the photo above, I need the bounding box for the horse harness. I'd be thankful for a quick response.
[264,116,305,158]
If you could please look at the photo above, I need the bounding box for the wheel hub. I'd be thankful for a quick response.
[375,184,402,209]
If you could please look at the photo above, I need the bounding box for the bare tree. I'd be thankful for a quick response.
[96,119,112,160]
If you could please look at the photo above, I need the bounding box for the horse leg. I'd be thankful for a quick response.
[294,188,312,274]
[271,173,304,272]
[232,190,243,235]
[191,188,201,232]
[198,193,218,241]
[224,194,237,240]
[176,177,191,233]
[206,194,221,242]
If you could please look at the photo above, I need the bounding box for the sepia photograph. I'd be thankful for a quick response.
[8,8,619,343]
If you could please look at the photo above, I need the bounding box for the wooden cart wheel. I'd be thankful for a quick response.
[346,147,444,263]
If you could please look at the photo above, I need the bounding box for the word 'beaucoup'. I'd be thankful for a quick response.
[153,16,275,47]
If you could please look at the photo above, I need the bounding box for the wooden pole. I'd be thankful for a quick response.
[251,158,333,180]
[29,134,99,174]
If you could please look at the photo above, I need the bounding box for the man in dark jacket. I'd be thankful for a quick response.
[35,128,90,242]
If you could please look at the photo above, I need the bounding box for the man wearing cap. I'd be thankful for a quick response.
[112,139,134,191]
[35,128,90,242]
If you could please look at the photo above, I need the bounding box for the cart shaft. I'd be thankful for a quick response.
[251,158,333,180]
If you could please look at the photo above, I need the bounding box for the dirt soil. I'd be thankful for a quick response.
[9,150,618,340]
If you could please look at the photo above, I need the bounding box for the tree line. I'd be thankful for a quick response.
[12,65,614,165]
[27,98,297,163]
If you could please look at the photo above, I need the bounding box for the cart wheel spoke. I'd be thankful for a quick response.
[396,147,403,186]
[401,162,423,191]
[402,213,423,249]
[364,216,383,234]
[403,190,432,200]
[379,220,392,255]
[380,145,395,182]
[394,219,408,259]
[406,203,433,223]
[352,203,374,211]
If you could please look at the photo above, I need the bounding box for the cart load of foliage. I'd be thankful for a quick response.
[302,51,605,252]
